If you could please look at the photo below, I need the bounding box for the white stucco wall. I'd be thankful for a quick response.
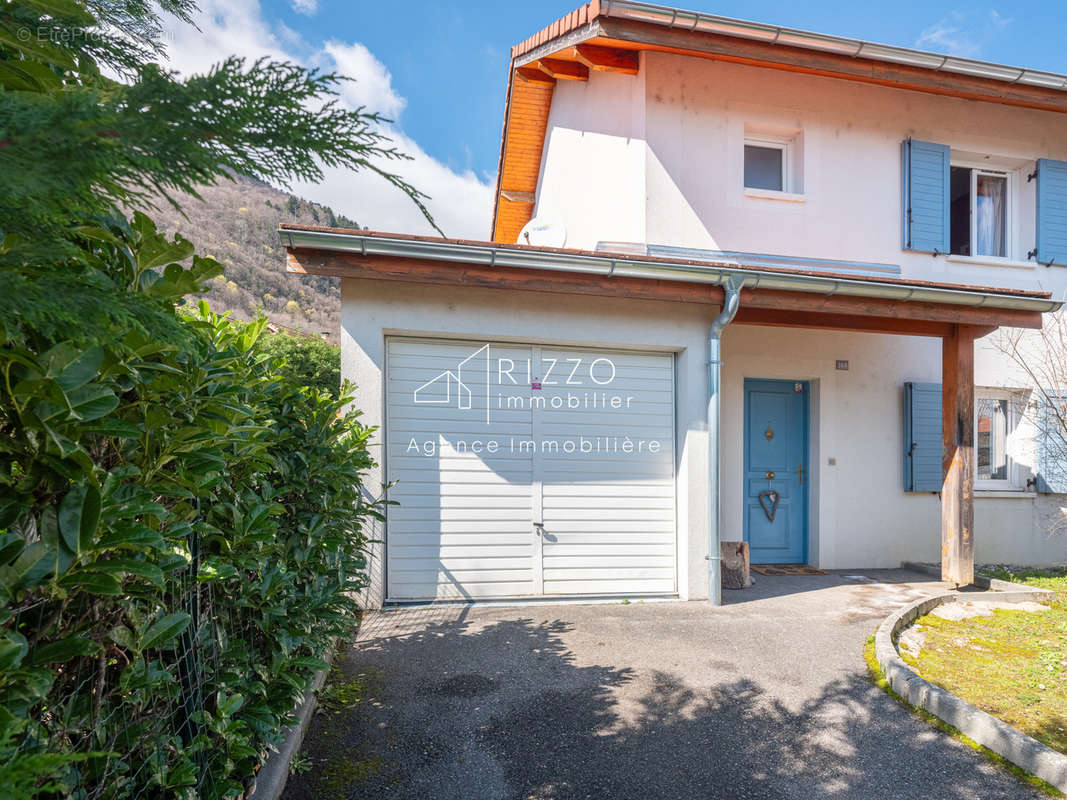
[721,326,942,569]
[535,67,648,250]
[525,49,1067,576]
[536,52,1067,298]
[721,326,1067,569]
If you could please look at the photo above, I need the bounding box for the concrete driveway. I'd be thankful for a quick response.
[282,568,1043,800]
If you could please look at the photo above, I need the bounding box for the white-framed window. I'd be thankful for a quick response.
[744,135,792,193]
[975,388,1023,490]
[950,164,1013,260]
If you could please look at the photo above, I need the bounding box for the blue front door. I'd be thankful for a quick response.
[743,379,809,564]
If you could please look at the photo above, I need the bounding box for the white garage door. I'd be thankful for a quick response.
[385,337,675,601]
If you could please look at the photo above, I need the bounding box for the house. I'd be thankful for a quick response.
[280,1,1067,608]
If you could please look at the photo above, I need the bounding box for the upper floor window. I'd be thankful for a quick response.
[744,136,791,192]
[950,166,1010,259]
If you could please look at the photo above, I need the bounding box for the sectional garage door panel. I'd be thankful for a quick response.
[386,339,535,600]
[539,348,676,596]
[385,338,677,601]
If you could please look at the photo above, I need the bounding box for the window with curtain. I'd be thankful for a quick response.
[949,166,1010,259]
[976,173,1007,257]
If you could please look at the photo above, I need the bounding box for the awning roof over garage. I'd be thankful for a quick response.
[279,221,1035,592]
[280,224,1057,336]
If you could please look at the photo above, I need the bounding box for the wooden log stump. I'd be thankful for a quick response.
[721,541,754,589]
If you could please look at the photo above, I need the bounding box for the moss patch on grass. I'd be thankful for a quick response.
[904,568,1067,755]
[863,637,1062,797]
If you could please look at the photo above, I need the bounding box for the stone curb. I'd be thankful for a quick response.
[900,561,1024,592]
[874,587,1067,792]
[247,662,331,800]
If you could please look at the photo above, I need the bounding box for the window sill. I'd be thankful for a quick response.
[945,254,1035,270]
[975,490,1035,499]
[744,188,805,203]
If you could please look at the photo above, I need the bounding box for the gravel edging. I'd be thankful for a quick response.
[873,586,1067,792]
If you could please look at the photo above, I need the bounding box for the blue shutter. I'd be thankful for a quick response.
[904,382,942,492]
[901,139,950,254]
[1036,394,1067,493]
[1035,158,1067,266]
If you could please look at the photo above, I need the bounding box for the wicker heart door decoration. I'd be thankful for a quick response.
[758,489,780,522]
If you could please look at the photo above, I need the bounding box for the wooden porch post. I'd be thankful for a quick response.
[941,324,976,587]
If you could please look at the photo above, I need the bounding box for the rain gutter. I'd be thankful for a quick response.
[280,228,1061,313]
[598,0,1067,91]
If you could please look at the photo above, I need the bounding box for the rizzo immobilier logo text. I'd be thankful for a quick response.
[406,344,664,458]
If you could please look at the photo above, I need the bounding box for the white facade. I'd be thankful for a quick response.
[537,53,1067,296]
[334,43,1067,607]
[339,285,1067,607]
[532,52,1067,565]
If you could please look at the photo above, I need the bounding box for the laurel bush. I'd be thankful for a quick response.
[0,212,381,798]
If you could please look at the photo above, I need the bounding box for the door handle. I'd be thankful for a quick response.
[798,464,804,486]
[765,471,775,480]
[533,522,544,536]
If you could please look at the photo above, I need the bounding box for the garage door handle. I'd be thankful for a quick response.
[533,522,544,535]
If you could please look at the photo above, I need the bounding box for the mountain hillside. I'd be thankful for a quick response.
[149,175,357,339]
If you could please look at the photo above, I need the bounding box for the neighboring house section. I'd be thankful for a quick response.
[281,2,1067,608]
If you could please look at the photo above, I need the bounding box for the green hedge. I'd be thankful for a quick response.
[257,330,340,398]
[0,213,381,798]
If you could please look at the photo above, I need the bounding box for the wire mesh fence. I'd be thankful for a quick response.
[5,518,316,800]
[14,530,184,798]
[2,309,378,799]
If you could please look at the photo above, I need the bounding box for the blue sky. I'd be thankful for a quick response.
[262,0,1065,181]
[166,1,1066,238]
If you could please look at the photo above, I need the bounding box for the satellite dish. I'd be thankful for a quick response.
[518,215,567,248]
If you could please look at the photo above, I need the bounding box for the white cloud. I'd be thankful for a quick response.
[915,12,980,57]
[275,22,306,50]
[915,8,1013,59]
[163,2,291,74]
[290,0,317,16]
[989,9,1012,29]
[162,0,492,239]
[320,41,406,119]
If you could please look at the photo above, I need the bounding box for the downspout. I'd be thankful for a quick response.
[707,277,743,606]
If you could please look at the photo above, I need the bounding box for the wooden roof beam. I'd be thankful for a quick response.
[516,66,555,86]
[500,190,536,203]
[598,17,1067,115]
[285,248,1045,331]
[536,58,589,81]
[573,44,639,75]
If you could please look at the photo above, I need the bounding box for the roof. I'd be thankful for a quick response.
[491,1,1067,244]
[512,1,1067,89]
[278,224,1057,313]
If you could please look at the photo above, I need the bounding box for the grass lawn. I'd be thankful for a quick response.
[907,567,1067,755]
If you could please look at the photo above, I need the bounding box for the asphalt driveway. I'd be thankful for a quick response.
[282,569,1044,800]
